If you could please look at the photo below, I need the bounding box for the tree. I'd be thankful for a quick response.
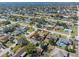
[3,25,15,33]
[25,43,36,54]
[36,43,39,46]
[3,21,11,25]
[49,39,55,45]
[40,41,49,51]
[17,34,29,46]
[65,45,76,53]
[36,23,42,28]
[15,23,20,27]
[48,37,59,46]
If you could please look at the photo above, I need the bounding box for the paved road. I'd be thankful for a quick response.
[48,19,73,25]
[76,20,79,56]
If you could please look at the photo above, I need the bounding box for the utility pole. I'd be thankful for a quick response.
[76,5,79,57]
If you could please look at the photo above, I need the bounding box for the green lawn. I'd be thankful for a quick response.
[27,28,34,32]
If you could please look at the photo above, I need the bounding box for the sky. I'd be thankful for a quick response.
[0,2,79,7]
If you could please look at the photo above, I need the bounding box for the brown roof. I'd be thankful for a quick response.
[0,35,9,42]
[13,47,26,57]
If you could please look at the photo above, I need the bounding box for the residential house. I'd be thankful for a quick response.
[0,34,9,42]
[13,47,26,57]
[56,38,73,47]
